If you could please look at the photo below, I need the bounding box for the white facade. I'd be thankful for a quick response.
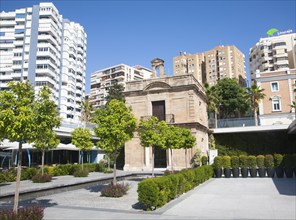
[0,2,87,123]
[249,33,296,82]
[90,64,152,108]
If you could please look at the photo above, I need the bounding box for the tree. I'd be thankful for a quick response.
[80,99,94,127]
[214,78,249,119]
[180,128,196,169]
[246,83,266,126]
[291,101,296,117]
[105,82,125,104]
[71,127,93,170]
[0,81,36,213]
[204,83,220,128]
[138,116,166,177]
[33,86,61,175]
[93,99,137,184]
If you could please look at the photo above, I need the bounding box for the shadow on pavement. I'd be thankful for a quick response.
[272,178,296,196]
[1,198,58,210]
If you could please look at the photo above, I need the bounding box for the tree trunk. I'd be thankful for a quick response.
[42,150,45,176]
[152,146,155,177]
[13,142,23,213]
[185,148,188,169]
[254,108,258,126]
[82,151,84,170]
[113,151,117,185]
[170,148,174,172]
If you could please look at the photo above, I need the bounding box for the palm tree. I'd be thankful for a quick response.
[247,83,266,126]
[204,83,220,128]
[80,99,94,127]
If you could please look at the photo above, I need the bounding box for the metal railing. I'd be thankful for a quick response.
[209,117,255,128]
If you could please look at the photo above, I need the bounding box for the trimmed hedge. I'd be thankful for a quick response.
[0,163,106,183]
[138,165,213,210]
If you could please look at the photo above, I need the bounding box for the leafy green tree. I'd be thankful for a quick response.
[93,99,137,184]
[209,133,216,150]
[204,83,220,128]
[71,127,93,170]
[138,116,166,177]
[215,78,249,119]
[33,86,61,175]
[105,82,125,104]
[180,128,196,168]
[246,83,266,126]
[0,81,36,213]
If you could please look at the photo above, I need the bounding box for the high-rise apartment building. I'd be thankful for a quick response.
[173,45,247,86]
[0,2,87,123]
[90,64,152,108]
[249,32,296,125]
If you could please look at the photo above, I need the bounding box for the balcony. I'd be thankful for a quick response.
[209,117,255,128]
[140,114,175,124]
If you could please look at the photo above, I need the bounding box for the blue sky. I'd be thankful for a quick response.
[1,0,295,93]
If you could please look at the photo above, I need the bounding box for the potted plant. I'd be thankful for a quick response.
[248,155,257,177]
[274,153,284,178]
[239,155,248,178]
[223,156,231,178]
[256,155,266,177]
[265,154,274,178]
[231,156,239,178]
[213,156,223,178]
[283,154,294,178]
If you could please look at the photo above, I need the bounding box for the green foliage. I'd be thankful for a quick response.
[71,128,93,152]
[105,83,125,104]
[256,155,265,168]
[180,128,196,150]
[101,182,130,197]
[73,169,89,177]
[213,156,223,169]
[80,99,94,125]
[32,174,52,183]
[0,169,16,183]
[216,144,247,156]
[191,148,202,167]
[239,155,248,168]
[264,154,274,168]
[0,205,44,220]
[137,165,213,210]
[209,134,216,149]
[247,155,257,169]
[230,156,239,168]
[214,78,250,118]
[201,156,208,165]
[283,154,294,168]
[274,154,283,168]
[222,156,231,169]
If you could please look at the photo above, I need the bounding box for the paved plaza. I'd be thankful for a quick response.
[1,173,295,219]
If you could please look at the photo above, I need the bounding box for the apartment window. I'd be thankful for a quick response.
[271,82,279,92]
[272,97,281,111]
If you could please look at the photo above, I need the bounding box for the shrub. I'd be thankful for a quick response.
[231,156,239,169]
[53,165,71,176]
[32,174,52,183]
[239,155,248,168]
[264,154,274,168]
[213,156,223,169]
[101,182,130,198]
[43,166,55,176]
[73,168,89,177]
[247,155,257,169]
[95,162,106,172]
[283,154,294,168]
[0,205,44,220]
[138,179,159,211]
[137,165,213,210]
[201,156,208,166]
[273,154,283,168]
[222,156,231,169]
[256,155,265,168]
[84,163,96,172]
[24,168,38,179]
[191,148,202,167]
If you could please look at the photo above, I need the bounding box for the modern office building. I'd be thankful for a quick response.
[250,32,296,125]
[89,64,152,108]
[0,2,87,123]
[173,45,247,86]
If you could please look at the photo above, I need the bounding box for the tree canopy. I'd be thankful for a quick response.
[105,82,125,104]
[93,99,137,184]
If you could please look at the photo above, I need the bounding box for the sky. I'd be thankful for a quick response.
[1,0,295,93]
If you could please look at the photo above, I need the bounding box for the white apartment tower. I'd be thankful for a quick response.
[90,64,152,108]
[0,2,87,123]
